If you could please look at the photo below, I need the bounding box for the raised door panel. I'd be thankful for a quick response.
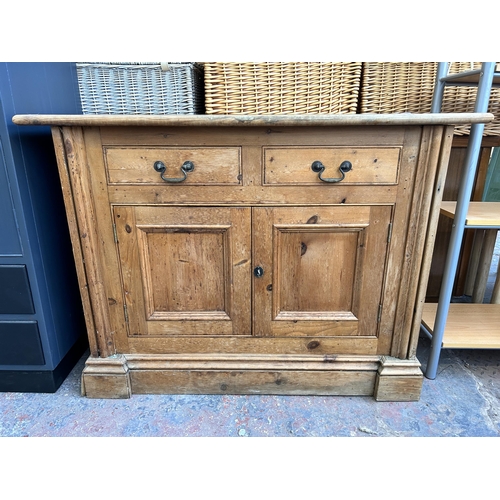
[114,206,251,337]
[253,205,393,341]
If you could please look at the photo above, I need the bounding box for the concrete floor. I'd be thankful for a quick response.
[1,236,498,438]
[0,335,498,437]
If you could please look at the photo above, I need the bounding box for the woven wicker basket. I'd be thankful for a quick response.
[76,62,204,115]
[359,62,500,136]
[203,62,362,115]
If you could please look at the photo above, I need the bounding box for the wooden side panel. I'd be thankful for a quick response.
[60,127,115,357]
[391,126,448,358]
[408,126,454,357]
[51,127,98,356]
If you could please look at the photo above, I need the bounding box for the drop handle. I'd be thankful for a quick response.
[311,160,352,183]
[154,160,194,183]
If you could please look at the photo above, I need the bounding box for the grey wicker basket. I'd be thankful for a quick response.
[76,62,204,115]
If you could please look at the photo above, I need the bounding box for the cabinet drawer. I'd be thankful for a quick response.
[263,147,400,185]
[104,147,241,185]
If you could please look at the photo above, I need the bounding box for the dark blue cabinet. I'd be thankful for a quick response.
[0,62,88,392]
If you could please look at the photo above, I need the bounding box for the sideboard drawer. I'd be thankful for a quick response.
[104,146,242,185]
[263,147,401,185]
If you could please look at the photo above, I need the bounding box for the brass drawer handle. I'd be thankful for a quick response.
[311,160,352,183]
[153,160,194,183]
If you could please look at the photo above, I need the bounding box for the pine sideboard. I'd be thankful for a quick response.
[13,113,492,400]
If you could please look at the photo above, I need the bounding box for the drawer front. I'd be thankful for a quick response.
[263,147,400,185]
[104,147,241,185]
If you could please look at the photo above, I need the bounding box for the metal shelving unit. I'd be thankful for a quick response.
[422,62,500,379]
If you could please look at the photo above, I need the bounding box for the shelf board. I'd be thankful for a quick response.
[440,201,500,226]
[441,69,500,87]
[422,303,500,348]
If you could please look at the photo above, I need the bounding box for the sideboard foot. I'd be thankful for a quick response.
[374,356,423,402]
[81,355,131,399]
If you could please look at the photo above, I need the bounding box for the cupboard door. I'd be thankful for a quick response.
[114,206,251,337]
[253,205,393,338]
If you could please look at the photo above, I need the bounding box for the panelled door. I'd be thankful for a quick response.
[113,206,252,337]
[253,205,393,339]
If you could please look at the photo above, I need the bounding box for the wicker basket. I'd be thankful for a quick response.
[203,62,362,115]
[359,62,500,136]
[76,62,204,115]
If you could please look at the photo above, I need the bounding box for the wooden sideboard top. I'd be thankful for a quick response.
[12,112,494,127]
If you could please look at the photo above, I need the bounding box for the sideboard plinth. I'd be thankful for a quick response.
[374,356,423,402]
[81,355,131,399]
[80,353,424,401]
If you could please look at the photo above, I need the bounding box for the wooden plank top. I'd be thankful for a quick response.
[422,303,500,348]
[440,201,500,226]
[12,112,494,128]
